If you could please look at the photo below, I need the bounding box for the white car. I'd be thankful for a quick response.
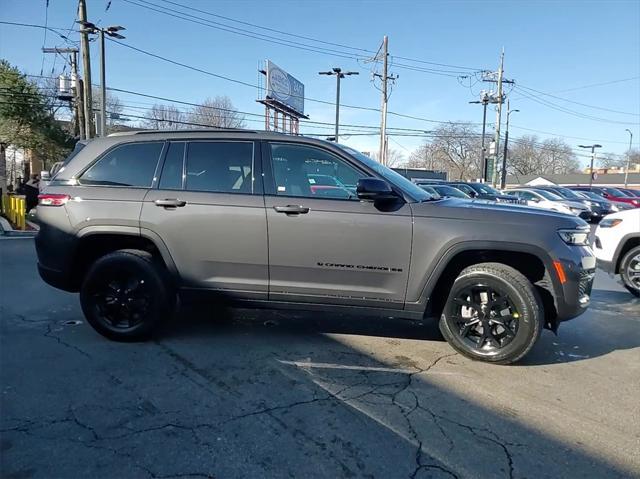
[503,188,591,219]
[594,209,640,296]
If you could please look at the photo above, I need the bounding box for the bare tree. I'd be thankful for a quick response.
[371,148,405,167]
[143,103,187,130]
[508,135,579,175]
[188,96,245,129]
[598,153,624,169]
[91,88,123,127]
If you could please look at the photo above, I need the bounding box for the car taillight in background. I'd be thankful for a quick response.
[38,194,70,206]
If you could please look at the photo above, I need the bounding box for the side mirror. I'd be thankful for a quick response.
[40,171,50,180]
[356,178,397,201]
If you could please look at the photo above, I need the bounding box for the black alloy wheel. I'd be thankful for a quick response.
[439,263,543,364]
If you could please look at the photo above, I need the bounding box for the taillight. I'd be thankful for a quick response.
[38,194,70,206]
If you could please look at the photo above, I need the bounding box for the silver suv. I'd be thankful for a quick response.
[36,130,596,364]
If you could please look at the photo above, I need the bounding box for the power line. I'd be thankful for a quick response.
[122,0,480,78]
[516,83,640,117]
[555,76,640,93]
[153,0,483,71]
[515,87,639,126]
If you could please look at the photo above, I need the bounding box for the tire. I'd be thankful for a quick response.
[439,262,543,365]
[620,246,640,298]
[80,249,175,341]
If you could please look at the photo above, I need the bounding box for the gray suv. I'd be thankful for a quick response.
[35,130,596,364]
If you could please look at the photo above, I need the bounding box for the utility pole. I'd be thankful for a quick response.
[372,36,396,166]
[500,100,519,189]
[42,47,85,139]
[492,49,505,187]
[482,49,514,186]
[624,129,633,187]
[319,68,359,142]
[578,144,602,187]
[379,36,389,165]
[469,91,492,181]
[78,0,94,139]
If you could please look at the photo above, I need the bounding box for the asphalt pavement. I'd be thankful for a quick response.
[1,236,639,479]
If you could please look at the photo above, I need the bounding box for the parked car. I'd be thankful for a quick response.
[532,185,613,222]
[594,208,640,296]
[569,186,640,208]
[422,184,472,199]
[617,187,640,198]
[503,188,591,219]
[574,190,634,213]
[36,130,596,364]
[447,182,524,204]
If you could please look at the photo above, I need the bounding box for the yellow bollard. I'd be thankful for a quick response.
[18,198,26,230]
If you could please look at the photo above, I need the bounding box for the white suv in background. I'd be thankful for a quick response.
[594,209,640,296]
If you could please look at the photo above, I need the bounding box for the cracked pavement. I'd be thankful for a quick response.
[1,237,639,478]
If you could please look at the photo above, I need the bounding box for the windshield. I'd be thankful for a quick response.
[433,185,469,198]
[603,187,630,197]
[336,144,432,201]
[548,187,581,199]
[467,183,501,195]
[534,189,563,200]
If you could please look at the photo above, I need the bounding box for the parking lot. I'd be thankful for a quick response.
[1,236,639,479]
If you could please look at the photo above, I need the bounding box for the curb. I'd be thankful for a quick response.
[0,215,38,237]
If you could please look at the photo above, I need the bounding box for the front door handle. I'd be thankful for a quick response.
[155,198,187,208]
[273,205,310,215]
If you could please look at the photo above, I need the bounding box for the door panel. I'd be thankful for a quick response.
[140,140,268,298]
[265,196,412,306]
[141,191,268,295]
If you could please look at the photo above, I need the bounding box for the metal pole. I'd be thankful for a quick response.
[70,51,85,140]
[624,129,633,187]
[481,99,488,181]
[501,101,511,190]
[589,146,596,187]
[99,29,106,137]
[491,49,505,186]
[379,35,388,166]
[78,0,94,138]
[335,72,341,142]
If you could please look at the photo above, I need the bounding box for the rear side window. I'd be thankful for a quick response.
[185,142,254,194]
[80,142,163,187]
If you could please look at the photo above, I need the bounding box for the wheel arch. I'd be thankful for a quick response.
[614,234,640,274]
[415,241,560,329]
[70,226,179,290]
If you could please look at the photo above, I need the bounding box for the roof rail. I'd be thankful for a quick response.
[108,128,262,136]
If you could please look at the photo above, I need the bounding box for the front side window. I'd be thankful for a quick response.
[269,143,364,199]
[80,142,164,187]
[185,141,254,194]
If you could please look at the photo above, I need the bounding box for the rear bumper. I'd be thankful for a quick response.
[37,262,77,292]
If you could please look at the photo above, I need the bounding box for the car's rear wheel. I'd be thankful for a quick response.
[439,262,543,364]
[620,246,640,297]
[80,249,174,341]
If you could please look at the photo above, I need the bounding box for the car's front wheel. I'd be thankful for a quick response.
[439,262,543,364]
[620,246,640,297]
[80,249,174,341]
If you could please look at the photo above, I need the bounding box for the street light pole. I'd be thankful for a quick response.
[578,144,602,187]
[624,129,633,188]
[78,22,126,137]
[319,68,358,142]
[500,100,519,189]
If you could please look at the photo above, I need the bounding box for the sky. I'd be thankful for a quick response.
[1,0,639,166]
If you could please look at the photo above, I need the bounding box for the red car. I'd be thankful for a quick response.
[570,186,640,208]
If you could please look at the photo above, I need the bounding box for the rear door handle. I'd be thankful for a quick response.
[155,198,187,208]
[273,205,310,215]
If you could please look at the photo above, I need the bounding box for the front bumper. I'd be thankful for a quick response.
[552,249,596,323]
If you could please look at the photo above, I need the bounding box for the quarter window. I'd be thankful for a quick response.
[269,143,364,199]
[80,142,163,187]
[185,142,254,194]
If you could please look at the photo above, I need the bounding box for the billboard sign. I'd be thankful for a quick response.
[266,60,304,115]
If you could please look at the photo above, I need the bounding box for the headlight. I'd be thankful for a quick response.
[599,218,623,228]
[558,228,590,245]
